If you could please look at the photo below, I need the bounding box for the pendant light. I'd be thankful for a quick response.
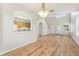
[38,3,49,17]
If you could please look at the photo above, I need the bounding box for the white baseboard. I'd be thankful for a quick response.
[71,34,79,46]
[0,39,37,55]
[73,36,79,46]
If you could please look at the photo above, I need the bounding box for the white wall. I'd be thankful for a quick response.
[71,11,79,45]
[37,19,49,37]
[75,16,79,45]
[0,4,4,53]
[0,4,38,54]
[46,13,71,35]
[76,16,79,36]
[37,13,71,35]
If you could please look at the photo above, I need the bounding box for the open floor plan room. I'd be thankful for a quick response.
[0,3,79,56]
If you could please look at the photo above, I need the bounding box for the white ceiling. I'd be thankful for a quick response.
[21,3,79,13]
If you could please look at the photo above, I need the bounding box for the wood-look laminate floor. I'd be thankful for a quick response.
[3,34,79,56]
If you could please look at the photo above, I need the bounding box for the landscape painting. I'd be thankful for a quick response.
[14,16,31,31]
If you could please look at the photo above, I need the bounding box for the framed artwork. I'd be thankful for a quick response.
[14,16,31,31]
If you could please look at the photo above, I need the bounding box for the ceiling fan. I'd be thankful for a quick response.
[38,3,54,17]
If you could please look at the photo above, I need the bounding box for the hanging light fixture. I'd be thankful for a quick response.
[38,3,49,17]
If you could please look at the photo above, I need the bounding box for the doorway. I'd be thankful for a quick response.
[39,22,43,37]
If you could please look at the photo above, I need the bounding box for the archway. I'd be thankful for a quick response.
[37,19,49,37]
[39,22,43,37]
